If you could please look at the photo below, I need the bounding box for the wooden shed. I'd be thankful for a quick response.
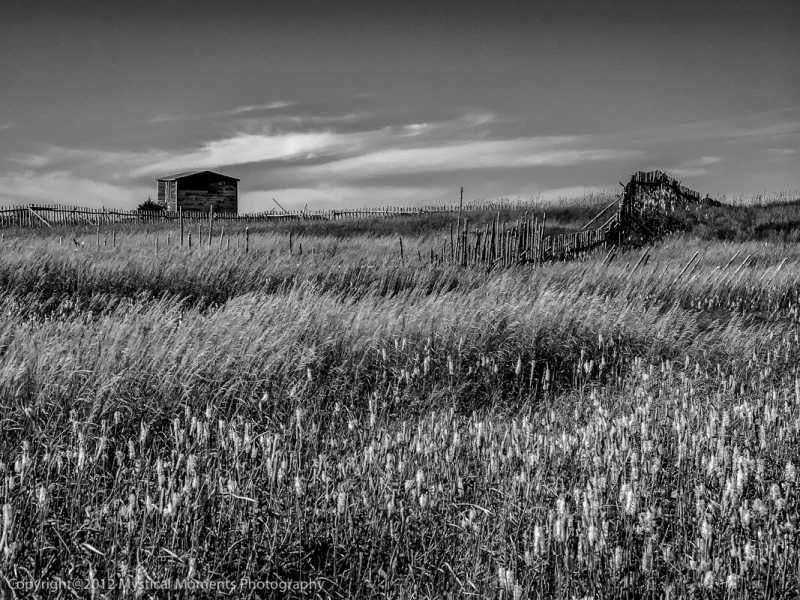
[156,170,239,213]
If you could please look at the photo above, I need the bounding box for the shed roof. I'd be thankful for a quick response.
[156,170,240,182]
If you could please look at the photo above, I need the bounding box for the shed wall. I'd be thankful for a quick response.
[176,183,237,212]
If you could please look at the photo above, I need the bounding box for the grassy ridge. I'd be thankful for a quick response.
[681,201,800,243]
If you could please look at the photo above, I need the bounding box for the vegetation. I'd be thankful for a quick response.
[1,192,799,598]
[137,198,165,212]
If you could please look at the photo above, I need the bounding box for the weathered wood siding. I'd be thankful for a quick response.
[177,182,237,212]
[166,181,178,212]
[157,180,179,210]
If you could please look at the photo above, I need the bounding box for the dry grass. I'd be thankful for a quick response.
[1,200,800,598]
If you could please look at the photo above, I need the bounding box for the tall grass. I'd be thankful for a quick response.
[1,200,800,597]
[680,201,800,243]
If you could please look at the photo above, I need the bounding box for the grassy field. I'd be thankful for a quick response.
[1,195,800,598]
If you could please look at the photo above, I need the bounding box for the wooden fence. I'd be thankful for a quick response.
[0,199,568,229]
[425,208,620,267]
[0,204,471,228]
[423,170,707,267]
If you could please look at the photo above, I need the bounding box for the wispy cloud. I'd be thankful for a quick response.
[765,148,796,155]
[609,106,800,150]
[670,155,722,178]
[228,101,294,115]
[727,121,800,139]
[284,138,638,181]
[670,168,708,178]
[532,185,613,201]
[7,145,142,170]
[392,111,498,139]
[129,131,364,177]
[150,101,294,123]
[243,184,453,212]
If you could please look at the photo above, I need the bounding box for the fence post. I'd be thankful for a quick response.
[179,207,184,247]
[245,227,249,253]
[540,213,547,263]
[208,206,214,247]
[449,224,454,262]
[463,218,469,266]
[456,217,462,264]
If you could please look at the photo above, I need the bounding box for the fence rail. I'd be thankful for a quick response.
[0,199,576,229]
[0,204,477,228]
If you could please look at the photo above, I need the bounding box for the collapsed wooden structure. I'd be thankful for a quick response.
[444,171,709,267]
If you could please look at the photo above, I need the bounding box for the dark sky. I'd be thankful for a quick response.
[1,0,798,209]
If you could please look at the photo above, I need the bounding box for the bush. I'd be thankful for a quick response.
[137,197,165,212]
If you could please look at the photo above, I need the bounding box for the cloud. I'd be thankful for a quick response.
[0,171,149,208]
[456,111,498,127]
[683,156,722,167]
[530,185,614,201]
[243,184,453,212]
[228,101,294,115]
[150,101,294,123]
[765,148,796,155]
[261,112,373,126]
[129,131,363,177]
[609,108,800,149]
[401,123,432,137]
[669,155,722,178]
[392,111,497,139]
[727,121,800,139]
[7,145,142,170]
[280,138,639,181]
[670,168,709,178]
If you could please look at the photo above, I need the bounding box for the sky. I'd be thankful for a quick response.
[1,0,798,211]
